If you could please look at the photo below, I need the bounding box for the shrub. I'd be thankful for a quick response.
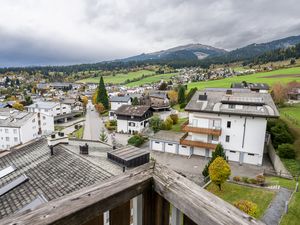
[242,177,249,183]
[256,175,266,185]
[169,114,179,125]
[233,176,241,182]
[162,117,173,130]
[128,134,145,147]
[269,121,294,148]
[249,178,258,185]
[179,102,187,109]
[277,143,295,159]
[149,116,163,133]
[233,200,258,217]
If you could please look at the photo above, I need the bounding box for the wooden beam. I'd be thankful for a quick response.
[82,214,103,225]
[142,188,154,225]
[109,201,130,225]
[154,193,170,225]
[153,164,265,225]
[0,163,154,225]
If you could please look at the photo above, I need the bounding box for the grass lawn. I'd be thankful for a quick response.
[280,192,300,225]
[206,182,275,218]
[265,176,297,190]
[279,105,300,177]
[188,67,300,90]
[170,118,187,132]
[69,127,84,139]
[77,70,155,84]
[125,73,177,87]
[172,104,185,112]
[54,125,64,131]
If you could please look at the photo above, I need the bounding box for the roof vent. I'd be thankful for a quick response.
[198,93,207,101]
[79,143,89,155]
[226,89,233,95]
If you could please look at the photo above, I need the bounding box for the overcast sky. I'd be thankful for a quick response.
[1,0,300,67]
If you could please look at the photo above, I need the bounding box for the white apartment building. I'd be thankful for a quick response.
[109,96,132,120]
[0,109,39,150]
[27,102,71,117]
[150,88,279,165]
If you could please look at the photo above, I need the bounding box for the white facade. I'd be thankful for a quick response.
[0,113,39,150]
[38,113,55,135]
[27,102,71,117]
[117,119,149,134]
[109,99,131,120]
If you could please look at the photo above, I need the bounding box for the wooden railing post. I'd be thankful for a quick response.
[154,192,170,225]
[170,205,181,225]
[143,188,154,225]
[109,201,130,225]
[133,195,143,225]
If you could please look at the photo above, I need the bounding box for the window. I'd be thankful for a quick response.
[5,137,9,141]
[229,150,236,153]
[43,116,46,119]
[13,129,17,134]
[225,135,230,142]
[129,122,135,127]
[32,119,35,123]
[168,143,173,146]
[248,153,255,156]
[181,146,186,148]
[227,121,231,128]
[228,104,235,109]
[5,129,8,133]
[155,142,160,144]
[14,137,18,142]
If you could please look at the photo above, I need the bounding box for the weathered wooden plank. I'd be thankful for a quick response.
[183,214,197,225]
[0,162,154,225]
[142,188,154,225]
[153,164,265,225]
[154,192,170,225]
[82,214,103,225]
[109,201,130,225]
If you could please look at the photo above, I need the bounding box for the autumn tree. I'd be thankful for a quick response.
[81,96,88,108]
[96,76,109,109]
[202,144,226,177]
[271,82,287,106]
[12,102,24,111]
[209,156,231,190]
[95,103,105,114]
[167,90,178,105]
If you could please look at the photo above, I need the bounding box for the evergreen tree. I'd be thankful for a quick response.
[99,129,108,143]
[132,97,139,106]
[177,85,186,104]
[96,76,109,109]
[186,87,197,102]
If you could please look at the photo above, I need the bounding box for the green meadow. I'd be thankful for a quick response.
[125,73,177,87]
[188,67,300,90]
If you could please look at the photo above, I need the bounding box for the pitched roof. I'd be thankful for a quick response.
[151,130,185,143]
[0,109,36,127]
[0,139,119,219]
[27,102,59,109]
[110,95,131,103]
[185,89,279,118]
[115,105,151,117]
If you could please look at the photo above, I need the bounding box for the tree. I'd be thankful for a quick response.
[12,102,24,111]
[186,87,197,102]
[99,129,108,143]
[169,114,179,125]
[132,97,139,106]
[202,144,226,177]
[271,83,287,106]
[209,156,231,190]
[158,82,168,90]
[96,76,109,109]
[149,116,163,133]
[277,143,295,159]
[24,95,33,106]
[128,134,145,147]
[81,96,88,108]
[95,103,105,114]
[162,117,173,130]
[177,85,186,104]
[290,58,296,65]
[167,90,178,105]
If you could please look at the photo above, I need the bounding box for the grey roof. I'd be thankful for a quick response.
[115,105,151,117]
[149,93,168,99]
[151,130,185,143]
[231,82,270,90]
[0,139,117,219]
[0,109,36,127]
[110,95,131,103]
[185,89,280,118]
[27,101,59,109]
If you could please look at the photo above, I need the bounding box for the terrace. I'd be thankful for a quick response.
[181,120,222,136]
[180,133,218,149]
[0,162,264,225]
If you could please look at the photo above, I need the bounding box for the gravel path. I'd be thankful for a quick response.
[262,188,292,225]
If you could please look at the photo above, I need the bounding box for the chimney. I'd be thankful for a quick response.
[226,89,233,95]
[79,143,89,155]
[198,92,207,101]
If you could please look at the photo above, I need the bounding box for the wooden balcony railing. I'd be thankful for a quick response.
[180,136,218,149]
[181,121,222,136]
[0,163,265,225]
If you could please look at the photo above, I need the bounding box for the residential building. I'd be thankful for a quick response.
[150,88,279,165]
[109,95,132,119]
[27,101,72,117]
[0,109,39,150]
[287,87,300,100]
[231,82,270,93]
[115,105,153,134]
[140,92,170,111]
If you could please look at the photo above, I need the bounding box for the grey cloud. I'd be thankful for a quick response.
[0,0,300,66]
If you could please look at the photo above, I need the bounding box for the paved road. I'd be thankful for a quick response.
[83,102,112,144]
[262,188,292,225]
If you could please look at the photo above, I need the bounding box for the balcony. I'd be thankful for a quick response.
[0,163,263,225]
[181,121,222,136]
[180,133,218,149]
